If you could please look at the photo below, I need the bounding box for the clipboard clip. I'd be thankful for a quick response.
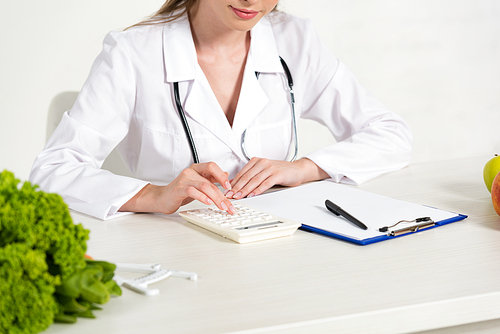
[379,217,435,237]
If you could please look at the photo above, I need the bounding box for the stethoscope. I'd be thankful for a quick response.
[173,56,297,164]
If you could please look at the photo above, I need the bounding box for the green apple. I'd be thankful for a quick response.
[484,154,500,193]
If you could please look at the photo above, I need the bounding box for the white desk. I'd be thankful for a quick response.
[45,156,500,334]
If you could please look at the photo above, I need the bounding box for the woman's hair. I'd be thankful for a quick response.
[127,0,279,30]
[127,0,199,29]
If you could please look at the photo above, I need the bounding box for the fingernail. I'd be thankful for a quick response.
[220,202,228,211]
[207,198,214,205]
[229,205,237,214]
[223,189,230,195]
[247,192,255,198]
[225,191,234,198]
[233,192,242,199]
[225,181,231,190]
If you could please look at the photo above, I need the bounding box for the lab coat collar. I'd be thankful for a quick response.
[249,16,283,74]
[162,15,198,82]
[162,14,284,82]
[162,15,284,161]
[230,16,285,139]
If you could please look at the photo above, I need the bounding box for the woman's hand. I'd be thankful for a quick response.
[120,162,236,215]
[226,158,329,199]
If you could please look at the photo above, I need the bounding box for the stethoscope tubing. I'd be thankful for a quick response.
[173,82,200,164]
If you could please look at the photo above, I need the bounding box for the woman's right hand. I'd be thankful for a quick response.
[119,162,235,215]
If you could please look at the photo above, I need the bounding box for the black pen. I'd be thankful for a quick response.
[325,199,368,230]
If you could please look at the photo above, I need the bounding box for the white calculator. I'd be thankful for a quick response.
[179,203,301,244]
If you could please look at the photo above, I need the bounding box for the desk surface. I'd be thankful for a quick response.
[46,156,500,334]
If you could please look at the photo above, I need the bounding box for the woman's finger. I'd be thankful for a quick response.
[191,162,232,190]
[175,167,235,214]
[229,158,313,200]
[184,182,234,213]
[233,165,281,199]
[229,158,260,188]
[229,158,266,193]
[191,179,236,214]
[234,172,277,199]
[229,159,274,198]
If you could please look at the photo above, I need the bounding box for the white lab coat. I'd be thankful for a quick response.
[30,12,412,220]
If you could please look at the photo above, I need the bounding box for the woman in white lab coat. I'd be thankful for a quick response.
[30,0,413,220]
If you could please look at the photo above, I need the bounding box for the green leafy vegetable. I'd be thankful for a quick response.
[0,170,121,333]
[55,259,122,321]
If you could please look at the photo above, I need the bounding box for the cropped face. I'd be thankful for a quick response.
[199,0,279,32]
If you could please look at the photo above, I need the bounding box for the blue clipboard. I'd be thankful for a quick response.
[237,181,468,245]
[299,214,468,245]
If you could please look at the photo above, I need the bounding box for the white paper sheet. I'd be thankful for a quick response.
[237,181,461,241]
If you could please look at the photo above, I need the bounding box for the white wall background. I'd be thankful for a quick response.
[1,0,500,181]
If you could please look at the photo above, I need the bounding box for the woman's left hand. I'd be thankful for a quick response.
[226,158,329,199]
